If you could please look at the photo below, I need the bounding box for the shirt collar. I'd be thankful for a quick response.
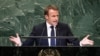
[46,22,52,29]
[46,22,56,28]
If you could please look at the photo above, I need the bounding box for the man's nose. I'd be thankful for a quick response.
[55,16,58,20]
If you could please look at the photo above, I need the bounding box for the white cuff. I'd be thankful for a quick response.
[79,41,83,47]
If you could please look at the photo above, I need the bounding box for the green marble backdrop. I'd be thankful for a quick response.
[0,0,100,46]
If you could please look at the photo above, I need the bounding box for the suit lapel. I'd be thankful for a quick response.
[42,22,47,36]
[56,22,61,36]
[41,22,48,45]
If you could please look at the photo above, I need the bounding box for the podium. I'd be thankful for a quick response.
[0,36,98,56]
[14,36,79,56]
[21,36,79,47]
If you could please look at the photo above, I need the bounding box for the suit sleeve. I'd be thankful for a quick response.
[22,26,36,46]
[66,25,80,46]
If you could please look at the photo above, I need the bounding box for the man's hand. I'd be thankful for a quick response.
[80,35,94,46]
[9,33,22,46]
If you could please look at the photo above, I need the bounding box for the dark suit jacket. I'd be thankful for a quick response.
[22,22,79,46]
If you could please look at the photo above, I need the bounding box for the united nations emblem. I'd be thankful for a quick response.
[38,49,60,56]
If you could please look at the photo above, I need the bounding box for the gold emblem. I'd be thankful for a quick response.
[38,49,60,56]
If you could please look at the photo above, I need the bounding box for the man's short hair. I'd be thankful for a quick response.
[44,5,59,15]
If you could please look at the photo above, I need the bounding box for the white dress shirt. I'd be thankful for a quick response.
[46,22,56,46]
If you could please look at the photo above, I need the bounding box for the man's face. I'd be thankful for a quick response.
[45,9,59,26]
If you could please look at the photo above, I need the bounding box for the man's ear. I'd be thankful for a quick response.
[45,15,48,20]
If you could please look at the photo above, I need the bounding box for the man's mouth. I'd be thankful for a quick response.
[53,21,57,22]
[52,21,58,26]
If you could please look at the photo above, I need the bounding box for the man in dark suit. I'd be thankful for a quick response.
[22,22,79,46]
[9,5,94,46]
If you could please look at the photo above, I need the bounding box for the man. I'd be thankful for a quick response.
[9,5,94,46]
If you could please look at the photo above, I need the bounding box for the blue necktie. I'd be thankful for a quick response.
[50,26,56,46]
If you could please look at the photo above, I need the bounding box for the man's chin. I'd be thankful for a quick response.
[52,23,58,26]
